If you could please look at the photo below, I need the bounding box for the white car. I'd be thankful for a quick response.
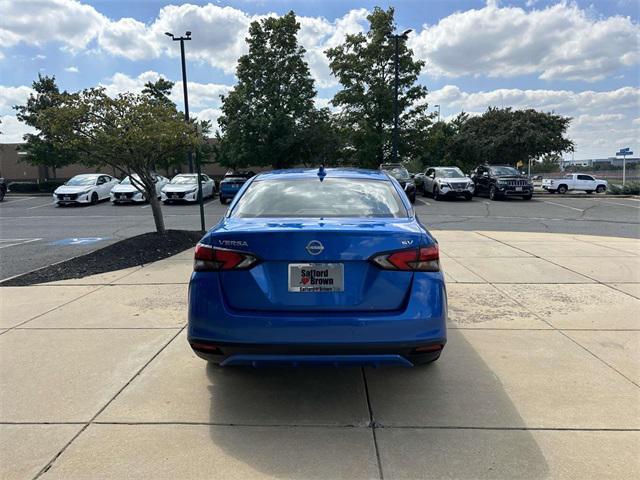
[423,166,474,201]
[542,174,608,194]
[53,174,119,206]
[161,174,216,203]
[111,174,169,204]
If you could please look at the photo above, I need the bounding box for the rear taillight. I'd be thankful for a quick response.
[370,245,440,272]
[194,243,259,271]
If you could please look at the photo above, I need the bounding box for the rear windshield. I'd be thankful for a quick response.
[231,178,407,218]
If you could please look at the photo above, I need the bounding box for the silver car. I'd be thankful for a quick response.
[423,167,474,201]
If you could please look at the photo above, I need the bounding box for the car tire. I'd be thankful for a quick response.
[596,185,606,193]
[557,185,568,194]
[489,185,499,200]
[90,192,99,205]
[523,194,533,200]
[220,197,227,205]
[409,191,416,203]
[433,186,442,201]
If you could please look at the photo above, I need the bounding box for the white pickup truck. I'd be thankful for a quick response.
[542,174,608,194]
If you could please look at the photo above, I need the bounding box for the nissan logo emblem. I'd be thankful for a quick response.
[306,240,324,255]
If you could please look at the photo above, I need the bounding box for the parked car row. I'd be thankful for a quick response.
[52,171,253,207]
[412,165,609,201]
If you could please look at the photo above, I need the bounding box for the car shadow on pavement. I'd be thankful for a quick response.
[204,330,550,479]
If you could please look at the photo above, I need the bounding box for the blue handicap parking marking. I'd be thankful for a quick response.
[50,237,109,246]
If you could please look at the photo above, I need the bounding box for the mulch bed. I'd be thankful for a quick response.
[2,230,203,286]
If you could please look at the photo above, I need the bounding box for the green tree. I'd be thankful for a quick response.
[326,7,431,168]
[14,74,78,179]
[217,12,322,169]
[141,78,175,107]
[39,88,200,233]
[449,107,574,170]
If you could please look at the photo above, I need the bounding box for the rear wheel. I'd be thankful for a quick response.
[90,192,99,205]
[408,191,416,203]
[557,184,568,194]
[220,197,227,205]
[596,185,606,193]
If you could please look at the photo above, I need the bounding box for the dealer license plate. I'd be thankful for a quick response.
[288,263,344,293]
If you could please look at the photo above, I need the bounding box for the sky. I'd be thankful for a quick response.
[0,0,638,159]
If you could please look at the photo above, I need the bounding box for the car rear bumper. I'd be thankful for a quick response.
[189,341,445,367]
[187,271,448,364]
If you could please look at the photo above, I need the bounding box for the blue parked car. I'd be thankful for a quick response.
[188,167,447,367]
[219,170,255,204]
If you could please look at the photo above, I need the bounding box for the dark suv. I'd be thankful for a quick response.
[379,164,416,203]
[471,165,533,200]
[219,170,255,204]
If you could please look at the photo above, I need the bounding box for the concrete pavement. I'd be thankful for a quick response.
[1,230,639,479]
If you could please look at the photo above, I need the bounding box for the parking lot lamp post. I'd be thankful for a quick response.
[165,31,194,173]
[195,124,206,232]
[386,29,412,164]
[434,104,441,123]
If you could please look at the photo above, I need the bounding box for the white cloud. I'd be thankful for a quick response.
[0,86,35,114]
[409,2,640,81]
[98,71,232,111]
[0,1,366,86]
[0,114,36,143]
[429,85,640,158]
[0,0,105,52]
[64,66,79,73]
[32,54,47,60]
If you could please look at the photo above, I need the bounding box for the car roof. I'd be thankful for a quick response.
[73,173,101,177]
[255,168,388,181]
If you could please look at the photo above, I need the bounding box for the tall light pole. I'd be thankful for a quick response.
[434,104,441,123]
[165,31,193,173]
[386,29,412,164]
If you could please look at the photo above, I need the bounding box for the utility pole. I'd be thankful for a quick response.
[434,104,441,123]
[386,29,412,164]
[165,31,193,173]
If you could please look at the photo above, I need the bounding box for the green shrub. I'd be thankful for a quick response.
[8,182,39,193]
[37,180,66,192]
[608,181,640,195]
[8,180,67,193]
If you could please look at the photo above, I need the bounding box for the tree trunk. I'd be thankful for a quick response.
[147,188,166,234]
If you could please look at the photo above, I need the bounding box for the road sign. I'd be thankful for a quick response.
[616,150,633,156]
[615,148,633,186]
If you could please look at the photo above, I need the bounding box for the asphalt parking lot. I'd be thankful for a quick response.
[0,194,639,281]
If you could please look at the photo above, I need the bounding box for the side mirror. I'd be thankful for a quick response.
[430,173,436,178]
[482,172,489,177]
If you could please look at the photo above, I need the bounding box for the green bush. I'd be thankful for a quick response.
[8,182,39,193]
[608,181,640,195]
[37,180,66,192]
[8,180,66,193]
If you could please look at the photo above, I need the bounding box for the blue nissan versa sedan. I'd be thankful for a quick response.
[187,167,447,367]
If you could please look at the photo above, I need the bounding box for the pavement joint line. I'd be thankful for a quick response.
[3,421,640,432]
[604,284,640,300]
[32,325,186,480]
[474,232,640,388]
[492,283,640,390]
[361,367,384,480]
[27,202,55,210]
[567,236,640,257]
[1,285,106,332]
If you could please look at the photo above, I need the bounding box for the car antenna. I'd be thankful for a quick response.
[317,164,326,182]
